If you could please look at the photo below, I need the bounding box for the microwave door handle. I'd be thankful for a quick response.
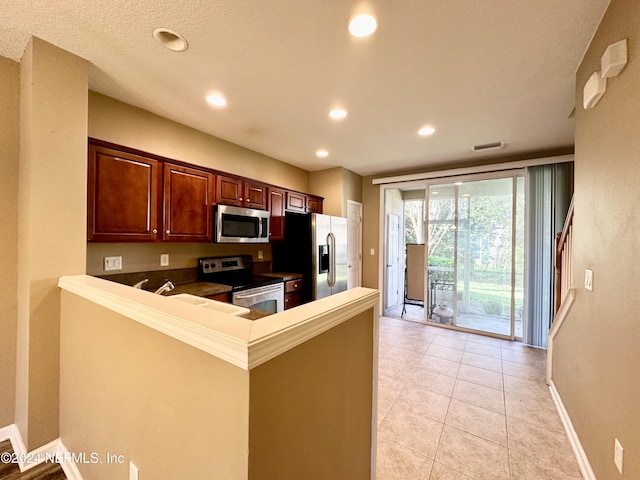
[258,216,263,239]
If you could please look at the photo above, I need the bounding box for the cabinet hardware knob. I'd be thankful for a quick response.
[152,229,157,234]
[166,230,171,234]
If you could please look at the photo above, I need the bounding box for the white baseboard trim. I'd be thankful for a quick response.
[0,424,83,479]
[56,438,84,480]
[548,382,595,480]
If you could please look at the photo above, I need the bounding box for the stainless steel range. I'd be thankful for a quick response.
[198,255,284,313]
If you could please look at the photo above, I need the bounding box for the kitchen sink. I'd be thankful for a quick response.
[167,293,250,316]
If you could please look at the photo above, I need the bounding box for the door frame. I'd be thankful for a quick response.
[378,171,526,341]
[347,200,363,289]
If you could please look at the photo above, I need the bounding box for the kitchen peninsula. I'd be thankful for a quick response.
[57,275,378,480]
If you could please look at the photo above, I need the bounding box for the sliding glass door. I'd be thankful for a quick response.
[426,174,524,338]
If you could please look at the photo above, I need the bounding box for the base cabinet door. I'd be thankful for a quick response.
[88,144,160,242]
[163,164,214,242]
[284,279,303,309]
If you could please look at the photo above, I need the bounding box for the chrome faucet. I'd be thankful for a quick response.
[154,279,175,295]
[132,278,149,289]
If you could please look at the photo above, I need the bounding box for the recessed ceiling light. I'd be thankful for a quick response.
[206,94,227,107]
[152,28,189,52]
[329,108,348,120]
[348,13,379,38]
[418,126,436,136]
[316,149,329,158]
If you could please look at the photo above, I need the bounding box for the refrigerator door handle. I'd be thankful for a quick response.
[328,232,336,287]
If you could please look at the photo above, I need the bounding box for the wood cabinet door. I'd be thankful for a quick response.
[88,145,160,241]
[268,188,286,241]
[216,175,243,206]
[244,181,267,210]
[286,191,307,212]
[307,195,323,214]
[163,164,214,242]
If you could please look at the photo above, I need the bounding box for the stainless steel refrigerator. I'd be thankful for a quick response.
[311,213,348,299]
[272,212,348,302]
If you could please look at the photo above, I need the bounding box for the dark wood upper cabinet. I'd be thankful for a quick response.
[216,175,243,207]
[163,164,214,242]
[286,191,323,214]
[88,144,160,242]
[268,188,286,241]
[216,174,267,210]
[286,191,307,213]
[87,139,322,242]
[307,195,323,214]
[244,181,267,210]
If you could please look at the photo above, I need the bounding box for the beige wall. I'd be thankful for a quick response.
[86,92,313,275]
[89,91,309,192]
[361,176,380,289]
[0,56,20,427]
[309,168,342,216]
[248,310,374,479]
[59,293,376,479]
[553,1,640,478]
[86,242,272,276]
[59,292,250,479]
[16,38,88,449]
[309,166,363,217]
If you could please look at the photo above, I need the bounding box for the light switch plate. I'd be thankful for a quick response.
[585,269,593,291]
[104,256,122,271]
[160,254,169,267]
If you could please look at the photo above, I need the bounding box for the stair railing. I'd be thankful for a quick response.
[548,195,576,384]
[555,196,575,315]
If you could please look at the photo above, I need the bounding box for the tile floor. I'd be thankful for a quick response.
[376,315,583,480]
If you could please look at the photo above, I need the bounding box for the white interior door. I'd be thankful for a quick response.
[347,200,362,289]
[385,214,400,310]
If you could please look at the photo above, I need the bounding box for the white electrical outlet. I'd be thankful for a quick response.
[614,438,624,474]
[585,269,593,291]
[129,461,139,480]
[160,254,170,267]
[370,248,375,255]
[257,250,264,260]
[104,256,122,271]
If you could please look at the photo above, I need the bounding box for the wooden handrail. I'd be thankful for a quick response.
[555,196,575,314]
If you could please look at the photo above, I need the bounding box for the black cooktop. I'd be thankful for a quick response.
[197,255,282,292]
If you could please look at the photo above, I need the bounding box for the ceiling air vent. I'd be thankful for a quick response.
[471,141,505,152]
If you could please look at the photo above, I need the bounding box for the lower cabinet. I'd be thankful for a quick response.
[284,279,303,309]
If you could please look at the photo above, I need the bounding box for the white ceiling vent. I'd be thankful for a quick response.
[471,141,505,152]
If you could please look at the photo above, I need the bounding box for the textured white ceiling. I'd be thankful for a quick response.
[0,0,610,175]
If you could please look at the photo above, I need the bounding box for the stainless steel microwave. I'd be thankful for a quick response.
[214,204,270,243]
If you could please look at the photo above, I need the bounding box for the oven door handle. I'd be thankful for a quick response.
[234,285,282,299]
